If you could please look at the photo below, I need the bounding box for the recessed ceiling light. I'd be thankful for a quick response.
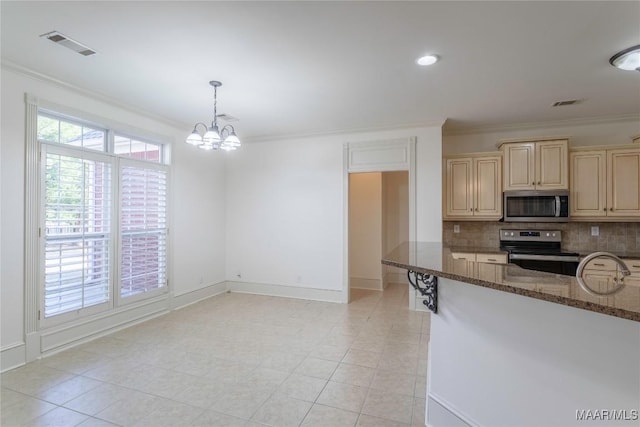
[610,45,640,71]
[416,54,438,66]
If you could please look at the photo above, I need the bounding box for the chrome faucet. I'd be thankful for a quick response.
[576,252,631,296]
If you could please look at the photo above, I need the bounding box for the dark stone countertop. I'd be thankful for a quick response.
[382,242,640,323]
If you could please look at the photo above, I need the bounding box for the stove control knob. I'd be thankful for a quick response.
[546,233,550,237]
[510,232,514,236]
[552,233,556,237]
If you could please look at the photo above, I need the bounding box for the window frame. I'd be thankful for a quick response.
[34,106,170,328]
[39,142,117,328]
[116,157,169,307]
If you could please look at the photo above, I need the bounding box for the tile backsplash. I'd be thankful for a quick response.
[443,221,640,254]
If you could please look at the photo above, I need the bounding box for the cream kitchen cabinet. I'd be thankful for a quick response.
[448,252,508,281]
[570,146,640,219]
[579,257,640,311]
[502,139,568,191]
[444,154,502,220]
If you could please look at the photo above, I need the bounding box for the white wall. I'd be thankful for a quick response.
[428,278,640,427]
[382,171,409,283]
[443,118,640,155]
[0,67,227,364]
[349,173,382,288]
[225,126,443,300]
[224,135,345,292]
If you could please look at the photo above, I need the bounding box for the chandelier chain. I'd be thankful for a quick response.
[213,84,218,127]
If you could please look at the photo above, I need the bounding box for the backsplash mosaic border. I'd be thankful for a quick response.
[443,221,640,254]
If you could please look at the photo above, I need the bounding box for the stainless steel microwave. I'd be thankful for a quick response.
[503,190,569,222]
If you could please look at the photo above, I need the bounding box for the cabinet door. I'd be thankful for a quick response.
[474,156,502,218]
[445,158,473,217]
[570,151,606,217]
[607,148,640,217]
[536,140,568,190]
[617,274,640,312]
[503,143,535,190]
[580,270,615,305]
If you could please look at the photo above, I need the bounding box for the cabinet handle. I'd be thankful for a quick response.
[603,207,607,211]
[593,263,605,266]
[531,182,534,185]
[610,208,614,211]
[488,258,497,262]
[537,181,541,185]
[475,208,478,211]
[632,265,640,268]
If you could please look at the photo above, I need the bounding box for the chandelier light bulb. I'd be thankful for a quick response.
[186,131,203,146]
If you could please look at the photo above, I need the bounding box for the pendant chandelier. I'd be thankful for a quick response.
[185,80,241,151]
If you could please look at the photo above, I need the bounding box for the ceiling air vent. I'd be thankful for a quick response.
[216,113,239,122]
[552,99,582,107]
[40,31,96,56]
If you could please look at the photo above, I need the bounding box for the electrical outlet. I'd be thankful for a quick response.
[591,226,599,237]
[453,224,460,233]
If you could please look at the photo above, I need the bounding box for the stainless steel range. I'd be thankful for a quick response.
[499,229,580,276]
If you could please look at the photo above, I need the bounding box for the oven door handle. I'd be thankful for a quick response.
[510,253,580,262]
[554,196,561,217]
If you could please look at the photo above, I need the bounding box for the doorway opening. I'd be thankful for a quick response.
[348,171,409,303]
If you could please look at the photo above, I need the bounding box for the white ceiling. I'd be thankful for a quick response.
[2,1,639,141]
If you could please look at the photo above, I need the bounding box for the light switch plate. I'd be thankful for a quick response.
[453,224,460,233]
[591,226,599,236]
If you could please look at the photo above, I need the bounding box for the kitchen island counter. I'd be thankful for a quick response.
[382,242,640,322]
[384,242,640,427]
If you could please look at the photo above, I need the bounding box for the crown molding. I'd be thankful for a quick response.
[245,119,446,144]
[1,60,190,132]
[443,114,640,137]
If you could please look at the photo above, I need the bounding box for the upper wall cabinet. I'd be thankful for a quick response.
[502,139,568,191]
[570,146,640,220]
[444,153,502,220]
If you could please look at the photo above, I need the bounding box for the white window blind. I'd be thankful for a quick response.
[44,150,112,317]
[120,163,167,298]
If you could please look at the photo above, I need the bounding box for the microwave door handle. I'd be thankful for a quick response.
[555,196,560,217]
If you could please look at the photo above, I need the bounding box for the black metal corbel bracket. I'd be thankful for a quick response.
[407,270,438,313]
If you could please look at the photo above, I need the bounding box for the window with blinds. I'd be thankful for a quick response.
[44,150,112,317]
[120,163,167,298]
[38,111,168,323]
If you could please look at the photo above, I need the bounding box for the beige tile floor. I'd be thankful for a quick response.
[1,283,430,427]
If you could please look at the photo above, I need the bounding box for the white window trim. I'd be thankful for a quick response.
[25,94,171,341]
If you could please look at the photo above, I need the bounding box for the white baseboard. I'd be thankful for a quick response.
[40,296,171,356]
[227,280,344,303]
[1,342,26,373]
[427,393,476,427]
[350,277,383,291]
[171,281,228,310]
[385,271,407,284]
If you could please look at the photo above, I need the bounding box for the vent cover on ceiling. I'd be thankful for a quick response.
[552,99,582,107]
[216,113,239,122]
[40,31,96,56]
